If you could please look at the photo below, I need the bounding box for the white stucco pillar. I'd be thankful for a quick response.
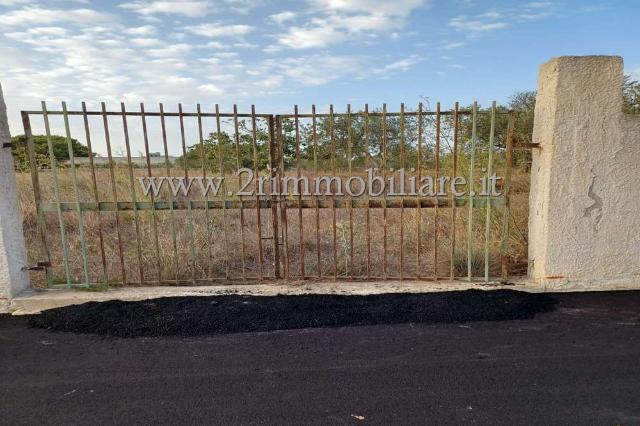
[528,56,640,289]
[0,83,30,312]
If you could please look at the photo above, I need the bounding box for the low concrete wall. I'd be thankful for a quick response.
[0,84,30,312]
[528,56,640,289]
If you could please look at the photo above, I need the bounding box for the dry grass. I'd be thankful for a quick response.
[16,164,530,287]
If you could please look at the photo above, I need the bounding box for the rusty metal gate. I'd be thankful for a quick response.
[18,101,528,288]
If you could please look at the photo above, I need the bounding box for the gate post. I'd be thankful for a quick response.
[0,83,30,312]
[528,56,640,289]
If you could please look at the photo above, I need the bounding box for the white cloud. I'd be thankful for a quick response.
[439,41,465,50]
[280,55,362,86]
[123,25,157,36]
[130,37,162,47]
[187,23,253,38]
[517,2,555,21]
[119,0,211,17]
[449,13,508,32]
[315,0,425,15]
[198,83,224,95]
[274,0,429,49]
[223,0,262,15]
[277,23,344,49]
[526,2,552,8]
[0,7,113,26]
[372,55,422,77]
[5,26,67,41]
[270,11,296,24]
[147,43,191,57]
[0,0,32,6]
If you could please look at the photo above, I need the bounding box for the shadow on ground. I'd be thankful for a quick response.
[26,289,557,337]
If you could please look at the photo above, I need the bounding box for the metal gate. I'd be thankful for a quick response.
[18,101,526,288]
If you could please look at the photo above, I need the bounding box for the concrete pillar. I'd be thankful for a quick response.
[0,84,30,312]
[529,56,640,289]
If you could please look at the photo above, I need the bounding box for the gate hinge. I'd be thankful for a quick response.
[26,261,51,271]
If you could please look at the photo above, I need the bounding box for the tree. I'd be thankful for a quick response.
[11,134,90,172]
[623,75,640,114]
[177,120,271,173]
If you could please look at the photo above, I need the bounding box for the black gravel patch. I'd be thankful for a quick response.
[27,289,557,338]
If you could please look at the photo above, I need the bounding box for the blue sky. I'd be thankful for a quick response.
[1,0,639,153]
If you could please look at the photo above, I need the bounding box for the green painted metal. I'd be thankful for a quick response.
[141,103,163,282]
[21,112,53,285]
[121,102,145,284]
[501,113,515,282]
[215,104,230,279]
[178,103,197,284]
[196,104,214,280]
[39,197,506,213]
[81,102,108,285]
[159,103,180,284]
[62,102,90,286]
[467,102,478,281]
[484,101,497,282]
[101,102,127,284]
[42,101,72,287]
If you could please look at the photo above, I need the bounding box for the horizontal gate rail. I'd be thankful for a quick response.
[38,197,505,212]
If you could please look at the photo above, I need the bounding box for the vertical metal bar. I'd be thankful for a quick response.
[293,105,304,278]
[501,112,515,282]
[42,102,71,286]
[197,104,213,280]
[312,105,321,277]
[364,104,371,279]
[416,102,423,279]
[62,102,90,286]
[450,102,459,280]
[347,104,354,279]
[267,115,280,278]
[277,116,289,278]
[382,103,388,280]
[399,103,405,280]
[101,102,126,285]
[22,112,52,285]
[233,104,247,281]
[251,105,264,280]
[81,103,108,285]
[178,104,197,284]
[141,103,162,283]
[159,103,179,284]
[467,102,478,281]
[484,101,497,282]
[434,102,441,280]
[329,104,337,279]
[121,103,145,285]
[215,104,230,279]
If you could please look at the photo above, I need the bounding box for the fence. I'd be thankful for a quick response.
[17,101,532,288]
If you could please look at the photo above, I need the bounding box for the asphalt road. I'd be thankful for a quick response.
[1,290,640,425]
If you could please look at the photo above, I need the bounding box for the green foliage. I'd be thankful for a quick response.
[179,93,539,174]
[453,91,536,168]
[179,120,271,173]
[11,134,90,172]
[623,75,640,114]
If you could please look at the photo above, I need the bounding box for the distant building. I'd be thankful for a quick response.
[69,155,179,167]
